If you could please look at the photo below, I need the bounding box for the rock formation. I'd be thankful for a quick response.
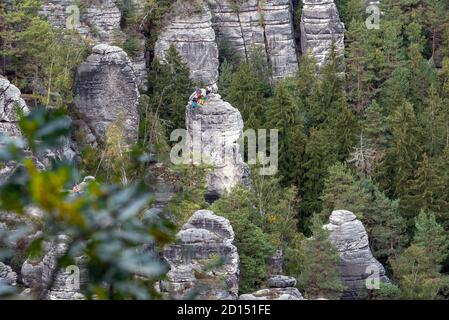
[300,0,345,68]
[155,0,220,87]
[0,76,30,137]
[1,76,31,182]
[41,235,87,300]
[40,1,147,91]
[239,276,303,300]
[75,44,140,145]
[0,262,17,287]
[40,0,122,44]
[162,210,239,300]
[324,210,389,299]
[207,0,298,80]
[185,93,248,201]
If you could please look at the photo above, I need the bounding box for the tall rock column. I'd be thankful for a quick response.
[300,0,345,68]
[75,44,140,145]
[162,210,239,300]
[185,93,248,201]
[262,0,299,80]
[155,0,220,87]
[207,0,298,80]
[324,210,389,299]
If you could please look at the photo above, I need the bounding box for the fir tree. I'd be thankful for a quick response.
[400,154,448,225]
[298,215,346,299]
[267,80,305,186]
[413,210,449,267]
[320,163,370,220]
[147,44,193,130]
[391,244,443,300]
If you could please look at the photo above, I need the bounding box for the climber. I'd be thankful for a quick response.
[190,88,208,109]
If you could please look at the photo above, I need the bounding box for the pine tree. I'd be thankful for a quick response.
[391,244,442,300]
[359,178,409,263]
[267,80,305,186]
[400,154,448,225]
[298,215,346,299]
[420,84,447,156]
[147,44,193,130]
[300,128,339,219]
[413,210,449,267]
[320,163,370,220]
[383,101,422,197]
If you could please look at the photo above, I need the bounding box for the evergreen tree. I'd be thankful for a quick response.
[391,244,443,300]
[300,128,339,220]
[359,178,409,263]
[147,44,193,130]
[383,101,422,198]
[298,215,346,299]
[267,80,305,186]
[400,154,448,225]
[211,186,274,293]
[320,163,370,220]
[413,210,449,266]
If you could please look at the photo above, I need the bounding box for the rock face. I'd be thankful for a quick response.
[157,0,298,84]
[41,235,87,300]
[324,210,389,299]
[0,76,30,137]
[185,93,248,200]
[239,276,303,300]
[207,0,298,80]
[0,262,17,287]
[155,0,219,87]
[300,0,345,68]
[75,44,140,145]
[40,0,122,44]
[162,210,239,300]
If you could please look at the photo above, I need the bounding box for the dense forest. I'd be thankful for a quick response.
[1,0,449,300]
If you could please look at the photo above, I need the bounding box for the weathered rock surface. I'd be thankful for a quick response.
[239,276,303,300]
[324,210,389,299]
[75,44,140,145]
[185,93,248,200]
[40,0,122,44]
[239,287,303,300]
[41,235,87,300]
[21,259,44,289]
[0,76,30,137]
[0,262,17,287]
[267,275,296,288]
[162,210,239,300]
[207,0,298,80]
[300,0,345,68]
[155,0,219,87]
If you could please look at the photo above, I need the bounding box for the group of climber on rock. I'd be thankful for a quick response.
[190,85,214,109]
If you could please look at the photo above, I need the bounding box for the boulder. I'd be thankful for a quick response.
[267,275,296,288]
[324,210,389,299]
[185,93,248,200]
[239,287,303,300]
[0,262,17,287]
[75,44,140,145]
[155,0,219,87]
[300,0,345,68]
[162,210,239,300]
